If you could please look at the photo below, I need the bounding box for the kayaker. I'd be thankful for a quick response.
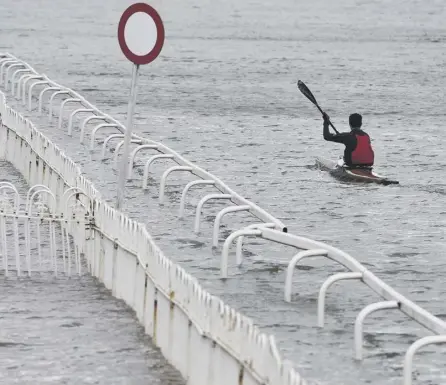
[322,112,375,168]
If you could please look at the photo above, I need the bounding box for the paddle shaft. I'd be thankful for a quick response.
[297,81,340,134]
[313,102,340,134]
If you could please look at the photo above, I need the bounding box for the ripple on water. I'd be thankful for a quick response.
[2,0,446,383]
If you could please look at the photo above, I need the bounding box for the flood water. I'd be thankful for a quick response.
[0,161,184,385]
[0,0,445,384]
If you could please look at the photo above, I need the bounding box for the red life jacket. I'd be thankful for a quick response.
[351,133,374,165]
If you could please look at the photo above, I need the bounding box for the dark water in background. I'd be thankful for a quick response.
[1,0,445,384]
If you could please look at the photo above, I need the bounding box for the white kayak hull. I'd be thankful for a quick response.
[315,157,399,186]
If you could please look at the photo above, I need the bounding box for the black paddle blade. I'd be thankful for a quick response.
[297,80,318,106]
[297,80,339,133]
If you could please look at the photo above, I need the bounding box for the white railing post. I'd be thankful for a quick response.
[178,180,215,218]
[48,90,71,119]
[57,98,83,129]
[90,123,121,150]
[159,166,193,204]
[113,139,142,168]
[212,205,251,247]
[22,75,44,105]
[142,154,175,189]
[0,214,7,276]
[5,63,26,90]
[80,115,107,143]
[67,108,94,136]
[0,183,20,211]
[12,71,33,97]
[194,194,232,233]
[235,223,276,265]
[284,249,328,302]
[25,185,51,213]
[29,80,52,110]
[101,134,124,159]
[221,229,262,279]
[38,86,61,112]
[354,301,399,360]
[403,335,446,385]
[317,272,363,327]
[0,59,18,85]
[127,144,159,179]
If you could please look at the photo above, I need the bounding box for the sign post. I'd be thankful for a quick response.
[116,2,165,210]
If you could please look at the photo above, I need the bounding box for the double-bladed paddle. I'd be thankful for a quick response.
[297,80,340,134]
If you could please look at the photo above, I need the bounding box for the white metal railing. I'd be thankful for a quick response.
[225,228,446,338]
[0,52,286,236]
[0,183,90,276]
[0,86,308,385]
[1,52,445,385]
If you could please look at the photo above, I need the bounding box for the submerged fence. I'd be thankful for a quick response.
[0,52,445,385]
[0,92,308,385]
[0,182,87,276]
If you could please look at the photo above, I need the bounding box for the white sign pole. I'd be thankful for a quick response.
[116,2,165,210]
[116,63,140,210]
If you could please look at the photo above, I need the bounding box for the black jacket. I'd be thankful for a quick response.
[323,122,370,166]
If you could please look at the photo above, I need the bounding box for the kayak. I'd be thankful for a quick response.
[315,157,399,186]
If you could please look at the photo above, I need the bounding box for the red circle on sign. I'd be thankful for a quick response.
[118,3,165,65]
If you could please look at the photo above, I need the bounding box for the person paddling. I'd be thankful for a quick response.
[322,112,375,169]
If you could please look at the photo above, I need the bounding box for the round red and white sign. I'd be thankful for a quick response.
[118,3,165,65]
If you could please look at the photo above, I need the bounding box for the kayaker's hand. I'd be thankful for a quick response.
[322,112,330,122]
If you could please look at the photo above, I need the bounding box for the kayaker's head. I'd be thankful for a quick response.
[349,113,362,130]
